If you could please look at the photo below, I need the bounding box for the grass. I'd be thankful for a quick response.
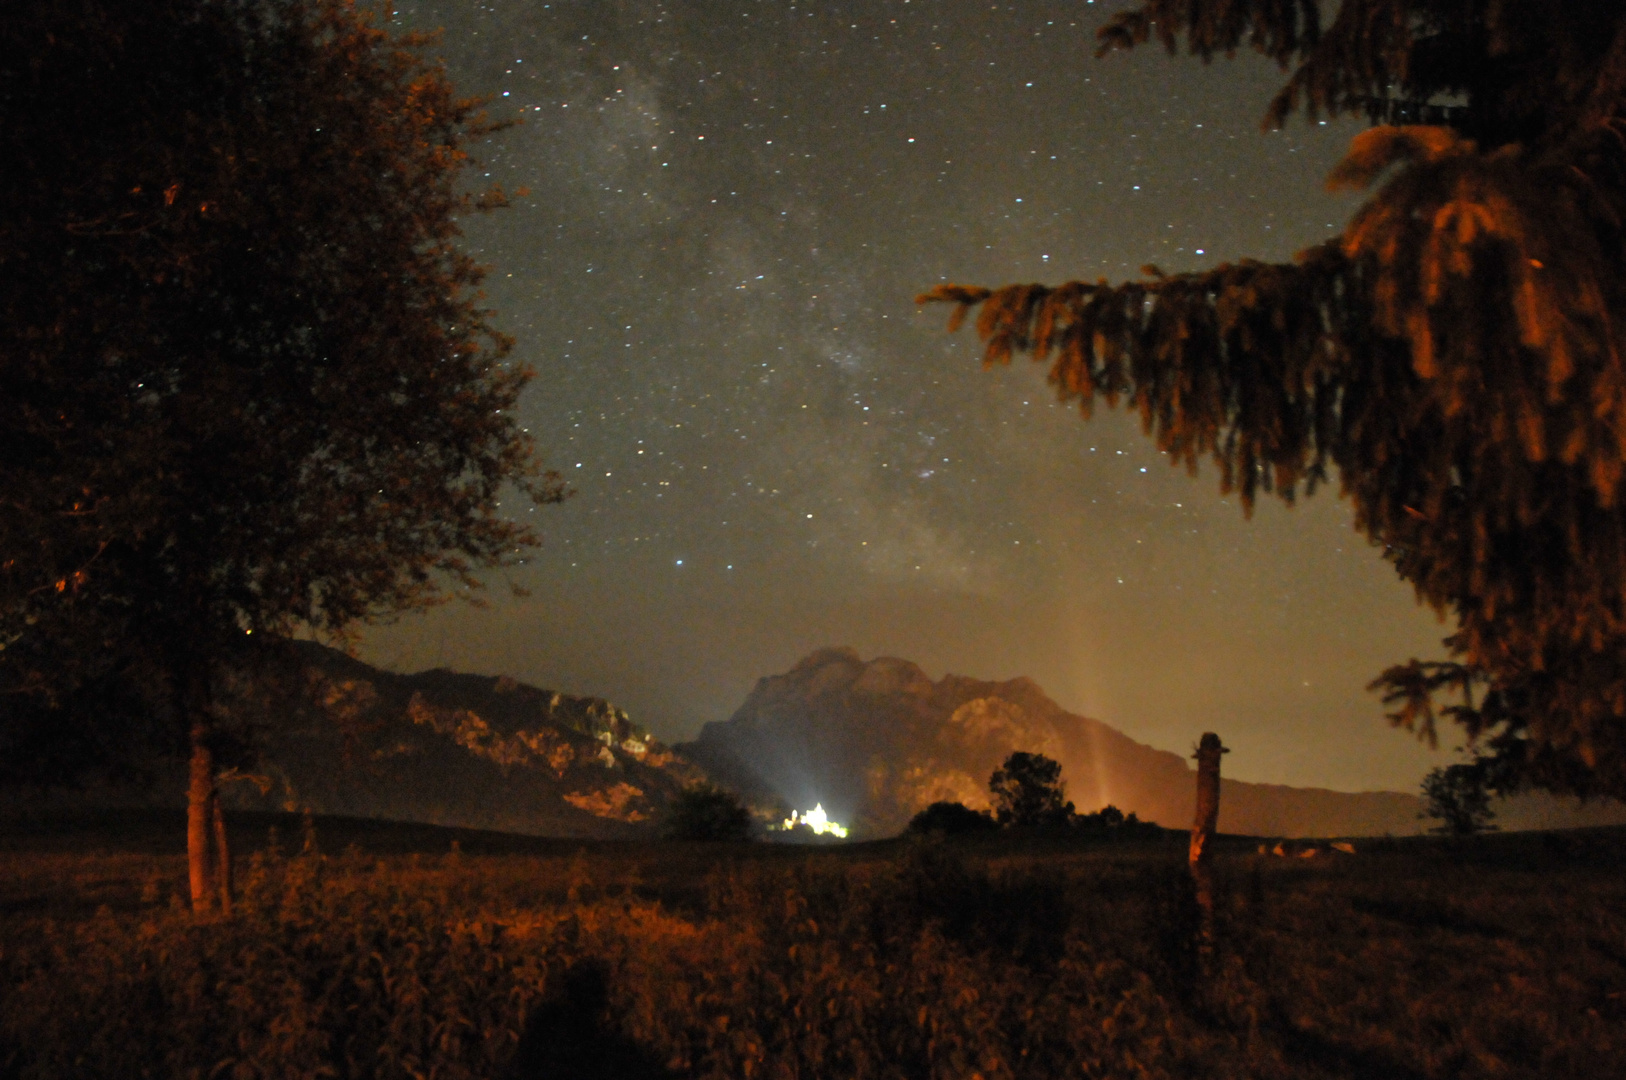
[2,810,1624,1079]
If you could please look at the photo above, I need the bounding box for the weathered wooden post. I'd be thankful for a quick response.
[1189,732,1226,866]
[1189,732,1228,958]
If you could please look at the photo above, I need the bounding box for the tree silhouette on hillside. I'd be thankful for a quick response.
[1421,760,1499,836]
[990,751,1075,828]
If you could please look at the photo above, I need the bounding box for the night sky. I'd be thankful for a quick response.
[363,0,1454,794]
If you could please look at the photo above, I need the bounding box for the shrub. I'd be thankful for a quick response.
[663,782,753,842]
[905,801,998,835]
[1076,803,1127,829]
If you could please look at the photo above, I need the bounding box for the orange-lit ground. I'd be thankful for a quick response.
[2,810,1623,1079]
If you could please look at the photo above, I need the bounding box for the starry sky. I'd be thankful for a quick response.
[363,0,1455,794]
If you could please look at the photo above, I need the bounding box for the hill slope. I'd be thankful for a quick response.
[223,643,710,838]
[24,643,709,839]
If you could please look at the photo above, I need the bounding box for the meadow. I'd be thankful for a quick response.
[2,810,1624,1080]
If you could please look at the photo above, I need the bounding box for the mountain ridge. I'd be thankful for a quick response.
[26,643,1621,840]
[680,646,1626,838]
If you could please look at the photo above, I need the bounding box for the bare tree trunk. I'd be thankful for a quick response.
[1189,732,1228,958]
[186,722,219,912]
[184,661,232,915]
[212,793,232,914]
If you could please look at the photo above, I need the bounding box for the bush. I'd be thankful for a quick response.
[1075,803,1126,829]
[905,801,998,835]
[663,782,753,842]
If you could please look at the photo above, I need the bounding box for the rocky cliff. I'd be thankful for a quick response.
[681,647,1428,838]
[223,643,705,838]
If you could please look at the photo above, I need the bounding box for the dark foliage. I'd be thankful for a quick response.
[989,751,1076,828]
[1421,760,1499,835]
[905,800,998,835]
[664,783,753,842]
[920,1,1626,797]
[0,673,168,790]
[0,0,564,901]
[1076,803,1125,828]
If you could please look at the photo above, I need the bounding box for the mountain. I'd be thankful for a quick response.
[31,643,1617,841]
[680,647,1626,838]
[221,643,705,838]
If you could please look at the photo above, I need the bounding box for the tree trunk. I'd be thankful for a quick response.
[212,791,233,914]
[183,662,232,915]
[186,722,219,912]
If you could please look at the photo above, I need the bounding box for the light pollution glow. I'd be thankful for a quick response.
[780,804,849,839]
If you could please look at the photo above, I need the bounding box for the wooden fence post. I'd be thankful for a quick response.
[1189,732,1228,958]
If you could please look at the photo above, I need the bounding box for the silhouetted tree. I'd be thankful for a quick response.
[665,783,753,842]
[1421,760,1499,836]
[922,1,1626,798]
[989,751,1075,828]
[0,0,564,910]
[906,800,998,835]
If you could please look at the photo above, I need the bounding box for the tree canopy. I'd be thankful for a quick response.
[921,0,1626,797]
[989,751,1075,828]
[1420,760,1499,835]
[0,0,564,906]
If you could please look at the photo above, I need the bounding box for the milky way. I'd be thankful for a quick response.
[364,0,1452,793]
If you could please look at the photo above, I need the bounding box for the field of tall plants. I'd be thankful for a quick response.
[2,811,1624,1079]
